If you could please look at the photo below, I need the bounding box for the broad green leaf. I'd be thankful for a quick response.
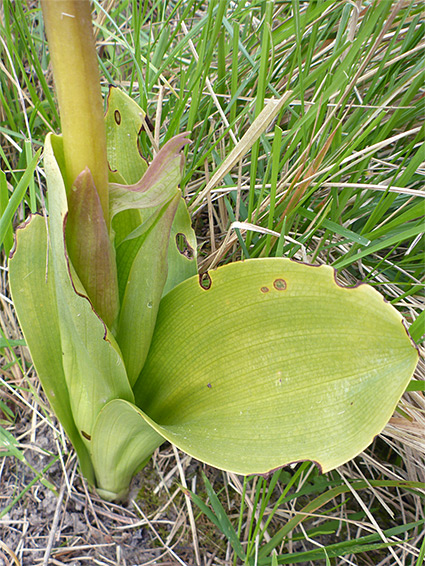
[134,259,418,475]
[90,399,163,501]
[104,88,196,291]
[8,214,95,483]
[44,134,134,440]
[116,193,181,385]
[108,134,190,217]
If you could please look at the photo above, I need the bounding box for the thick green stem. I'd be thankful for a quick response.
[41,1,118,328]
[41,0,109,224]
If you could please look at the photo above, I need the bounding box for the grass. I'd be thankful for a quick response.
[0,0,424,564]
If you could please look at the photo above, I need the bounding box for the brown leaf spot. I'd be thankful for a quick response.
[81,430,91,441]
[114,109,121,125]
[273,278,287,291]
[260,286,270,293]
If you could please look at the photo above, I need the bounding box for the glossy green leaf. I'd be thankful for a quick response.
[8,214,95,483]
[91,399,163,501]
[44,134,134,440]
[116,192,181,385]
[134,259,418,475]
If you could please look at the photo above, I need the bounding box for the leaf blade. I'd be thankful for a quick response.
[134,258,418,474]
[90,399,163,501]
[44,134,134,440]
[8,214,95,483]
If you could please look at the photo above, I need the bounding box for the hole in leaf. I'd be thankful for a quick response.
[199,272,212,290]
[176,233,195,260]
[273,278,287,291]
[81,430,91,441]
[114,110,121,125]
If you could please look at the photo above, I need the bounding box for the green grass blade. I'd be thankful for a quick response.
[0,149,40,250]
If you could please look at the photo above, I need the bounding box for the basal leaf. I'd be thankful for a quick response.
[90,399,163,501]
[8,214,95,483]
[44,134,134,441]
[134,259,418,475]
